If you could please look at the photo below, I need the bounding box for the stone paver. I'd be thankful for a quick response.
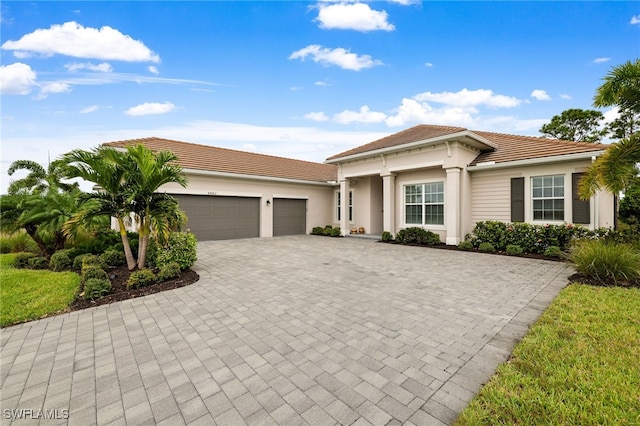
[0,235,572,425]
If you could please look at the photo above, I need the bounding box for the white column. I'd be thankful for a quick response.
[339,179,350,236]
[445,167,461,245]
[382,174,396,235]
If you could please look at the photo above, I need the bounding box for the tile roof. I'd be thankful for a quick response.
[103,137,338,183]
[325,124,608,165]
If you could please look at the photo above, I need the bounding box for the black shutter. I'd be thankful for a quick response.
[572,173,590,224]
[511,177,525,222]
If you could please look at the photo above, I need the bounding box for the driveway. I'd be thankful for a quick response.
[1,236,572,425]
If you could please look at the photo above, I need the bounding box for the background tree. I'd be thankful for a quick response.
[539,108,606,142]
[606,108,639,140]
[619,178,640,225]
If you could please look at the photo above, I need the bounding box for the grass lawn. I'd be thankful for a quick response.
[455,283,640,425]
[1,254,81,328]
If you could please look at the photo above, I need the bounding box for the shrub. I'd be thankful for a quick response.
[154,232,197,270]
[157,262,181,282]
[128,269,157,289]
[74,254,106,271]
[101,249,125,267]
[478,242,496,253]
[49,249,74,271]
[81,265,109,283]
[83,278,112,300]
[568,240,640,285]
[322,225,334,236]
[329,227,342,237]
[73,253,91,270]
[396,227,440,246]
[381,231,393,242]
[458,241,473,251]
[311,226,325,236]
[11,252,37,269]
[0,231,39,254]
[544,246,563,258]
[28,256,49,269]
[506,244,524,256]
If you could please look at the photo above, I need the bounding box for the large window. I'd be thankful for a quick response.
[404,182,444,226]
[336,190,353,222]
[532,175,564,221]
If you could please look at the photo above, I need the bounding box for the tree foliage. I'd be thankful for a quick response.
[539,108,606,143]
[594,59,640,113]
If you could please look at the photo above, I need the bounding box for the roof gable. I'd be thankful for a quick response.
[103,137,338,183]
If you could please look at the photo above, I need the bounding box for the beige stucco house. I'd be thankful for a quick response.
[105,124,615,244]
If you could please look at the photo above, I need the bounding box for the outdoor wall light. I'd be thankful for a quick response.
[266,199,271,206]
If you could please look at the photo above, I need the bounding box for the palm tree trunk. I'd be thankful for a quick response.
[117,217,137,270]
[24,224,51,258]
[137,234,148,270]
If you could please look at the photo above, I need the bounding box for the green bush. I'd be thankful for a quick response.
[544,246,563,258]
[83,278,112,300]
[568,240,640,285]
[311,226,325,236]
[322,225,334,236]
[74,254,106,271]
[81,265,109,282]
[154,232,197,270]
[396,227,440,246]
[11,252,37,269]
[28,256,49,269]
[506,244,524,256]
[73,253,91,270]
[157,262,181,282]
[381,231,393,242]
[49,249,74,271]
[478,242,496,253]
[128,269,157,289]
[101,249,125,267]
[329,227,342,237]
[458,241,474,251]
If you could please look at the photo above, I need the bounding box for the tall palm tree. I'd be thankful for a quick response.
[594,59,640,112]
[62,146,138,269]
[7,159,78,195]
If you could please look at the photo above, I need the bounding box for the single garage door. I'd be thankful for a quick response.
[273,198,307,236]
[171,194,260,241]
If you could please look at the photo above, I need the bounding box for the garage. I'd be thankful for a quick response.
[171,194,260,241]
[273,198,307,236]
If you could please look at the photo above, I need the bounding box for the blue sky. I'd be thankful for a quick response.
[1,1,639,193]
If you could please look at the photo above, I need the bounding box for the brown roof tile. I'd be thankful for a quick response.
[103,137,338,183]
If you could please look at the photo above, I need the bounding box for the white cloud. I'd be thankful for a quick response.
[38,82,71,98]
[560,94,572,100]
[289,44,383,71]
[592,57,611,64]
[80,105,100,114]
[530,89,551,101]
[304,112,329,122]
[314,80,331,87]
[1,21,160,62]
[0,62,37,95]
[148,66,159,75]
[125,102,175,116]
[424,62,434,68]
[388,0,420,4]
[602,106,620,125]
[414,88,522,108]
[242,143,257,151]
[315,2,395,32]
[385,98,476,127]
[333,105,387,124]
[65,62,113,72]
[631,15,640,25]
[290,86,304,92]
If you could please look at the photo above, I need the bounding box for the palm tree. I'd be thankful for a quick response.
[594,59,640,112]
[62,146,138,269]
[7,159,78,195]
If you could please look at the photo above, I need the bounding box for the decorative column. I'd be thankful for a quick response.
[339,179,350,236]
[445,167,461,245]
[382,174,396,235]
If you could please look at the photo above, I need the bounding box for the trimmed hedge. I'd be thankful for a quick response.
[84,278,112,300]
[395,227,441,246]
[128,269,157,289]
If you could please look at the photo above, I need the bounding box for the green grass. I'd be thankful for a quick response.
[455,284,640,425]
[1,254,81,327]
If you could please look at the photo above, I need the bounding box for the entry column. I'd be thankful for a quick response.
[445,167,461,245]
[339,179,350,236]
[382,173,396,235]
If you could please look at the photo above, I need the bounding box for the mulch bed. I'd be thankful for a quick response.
[568,273,640,288]
[69,265,199,311]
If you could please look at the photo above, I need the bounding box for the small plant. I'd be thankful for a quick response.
[381,231,393,242]
[544,246,563,258]
[128,269,157,289]
[506,244,524,256]
[28,256,49,270]
[83,278,112,300]
[0,231,39,254]
[568,240,640,285]
[311,226,325,236]
[478,242,496,253]
[73,253,92,270]
[329,227,342,237]
[157,262,181,282]
[396,227,440,246]
[322,225,334,236]
[49,250,73,271]
[11,252,37,269]
[458,241,473,251]
[81,265,109,283]
[154,232,197,270]
[101,249,125,267]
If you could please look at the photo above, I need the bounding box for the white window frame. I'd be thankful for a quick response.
[402,181,445,228]
[531,174,565,222]
[335,190,354,223]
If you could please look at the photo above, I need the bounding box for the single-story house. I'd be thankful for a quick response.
[104,124,614,244]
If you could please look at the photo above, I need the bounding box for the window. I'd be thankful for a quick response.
[532,175,564,221]
[336,190,353,222]
[404,182,444,226]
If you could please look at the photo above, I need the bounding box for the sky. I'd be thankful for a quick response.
[1,1,639,193]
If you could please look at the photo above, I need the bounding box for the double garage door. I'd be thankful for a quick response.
[171,194,306,241]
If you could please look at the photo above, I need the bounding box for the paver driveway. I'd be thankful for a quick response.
[1,236,573,425]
